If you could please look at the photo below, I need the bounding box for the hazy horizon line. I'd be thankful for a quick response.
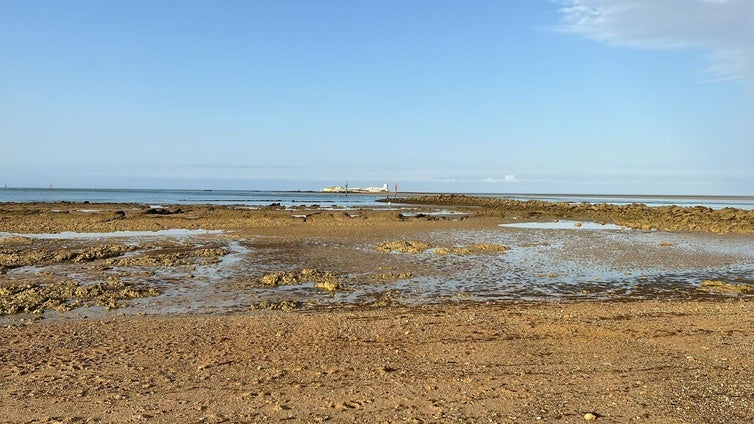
[2,185,753,200]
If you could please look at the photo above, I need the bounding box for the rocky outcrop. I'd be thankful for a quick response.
[387,195,754,233]
[0,244,135,269]
[254,269,344,291]
[698,280,754,294]
[377,241,432,254]
[143,207,185,215]
[0,278,160,315]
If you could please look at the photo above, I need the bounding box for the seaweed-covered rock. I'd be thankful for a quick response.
[384,195,754,234]
[698,280,754,294]
[255,268,345,291]
[0,279,160,315]
[109,246,228,267]
[377,240,432,254]
[0,244,135,268]
[249,300,304,311]
[434,243,509,255]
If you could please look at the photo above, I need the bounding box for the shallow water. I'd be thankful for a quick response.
[499,220,625,230]
[0,187,391,208]
[3,223,753,321]
[159,225,753,311]
[4,188,754,209]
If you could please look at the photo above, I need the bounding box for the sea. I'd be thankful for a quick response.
[1,187,754,210]
[0,187,390,208]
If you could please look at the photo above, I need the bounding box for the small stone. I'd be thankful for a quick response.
[273,404,290,412]
[584,412,597,420]
[314,277,343,292]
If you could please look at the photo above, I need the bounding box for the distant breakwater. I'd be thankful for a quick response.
[384,194,754,234]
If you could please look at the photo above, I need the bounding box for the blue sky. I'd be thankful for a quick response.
[1,0,753,194]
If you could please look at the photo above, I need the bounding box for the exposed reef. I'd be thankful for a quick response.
[385,195,754,233]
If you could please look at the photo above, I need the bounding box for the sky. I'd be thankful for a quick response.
[1,0,753,195]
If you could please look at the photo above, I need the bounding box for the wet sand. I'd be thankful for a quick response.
[2,301,753,423]
[2,200,754,422]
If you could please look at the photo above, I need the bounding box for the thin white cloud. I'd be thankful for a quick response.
[413,175,521,184]
[480,176,520,183]
[556,0,754,82]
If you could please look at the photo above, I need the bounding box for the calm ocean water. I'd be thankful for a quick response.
[0,188,390,208]
[1,187,753,210]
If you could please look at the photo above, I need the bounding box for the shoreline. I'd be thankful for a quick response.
[2,199,753,316]
[3,194,754,233]
[3,188,754,213]
[2,198,754,422]
[383,194,754,233]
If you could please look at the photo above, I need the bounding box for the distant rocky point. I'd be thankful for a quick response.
[322,183,389,193]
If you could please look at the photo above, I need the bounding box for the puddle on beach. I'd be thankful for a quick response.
[499,220,625,230]
[3,224,754,321]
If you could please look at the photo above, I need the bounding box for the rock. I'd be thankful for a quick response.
[314,277,344,292]
[433,243,509,255]
[384,195,754,234]
[259,273,287,286]
[0,236,32,245]
[377,241,432,254]
[249,300,303,311]
[143,207,183,215]
[0,279,159,316]
[102,210,127,222]
[584,412,597,420]
[255,269,344,290]
[698,280,754,294]
[373,290,399,307]
[466,243,510,254]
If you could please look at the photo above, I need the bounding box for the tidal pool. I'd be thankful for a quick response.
[3,224,753,321]
[499,220,626,230]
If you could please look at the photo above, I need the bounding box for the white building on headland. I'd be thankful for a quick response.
[322,183,389,193]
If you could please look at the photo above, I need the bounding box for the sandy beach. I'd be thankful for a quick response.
[2,200,754,423]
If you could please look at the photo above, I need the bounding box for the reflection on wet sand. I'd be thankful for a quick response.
[2,206,753,320]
